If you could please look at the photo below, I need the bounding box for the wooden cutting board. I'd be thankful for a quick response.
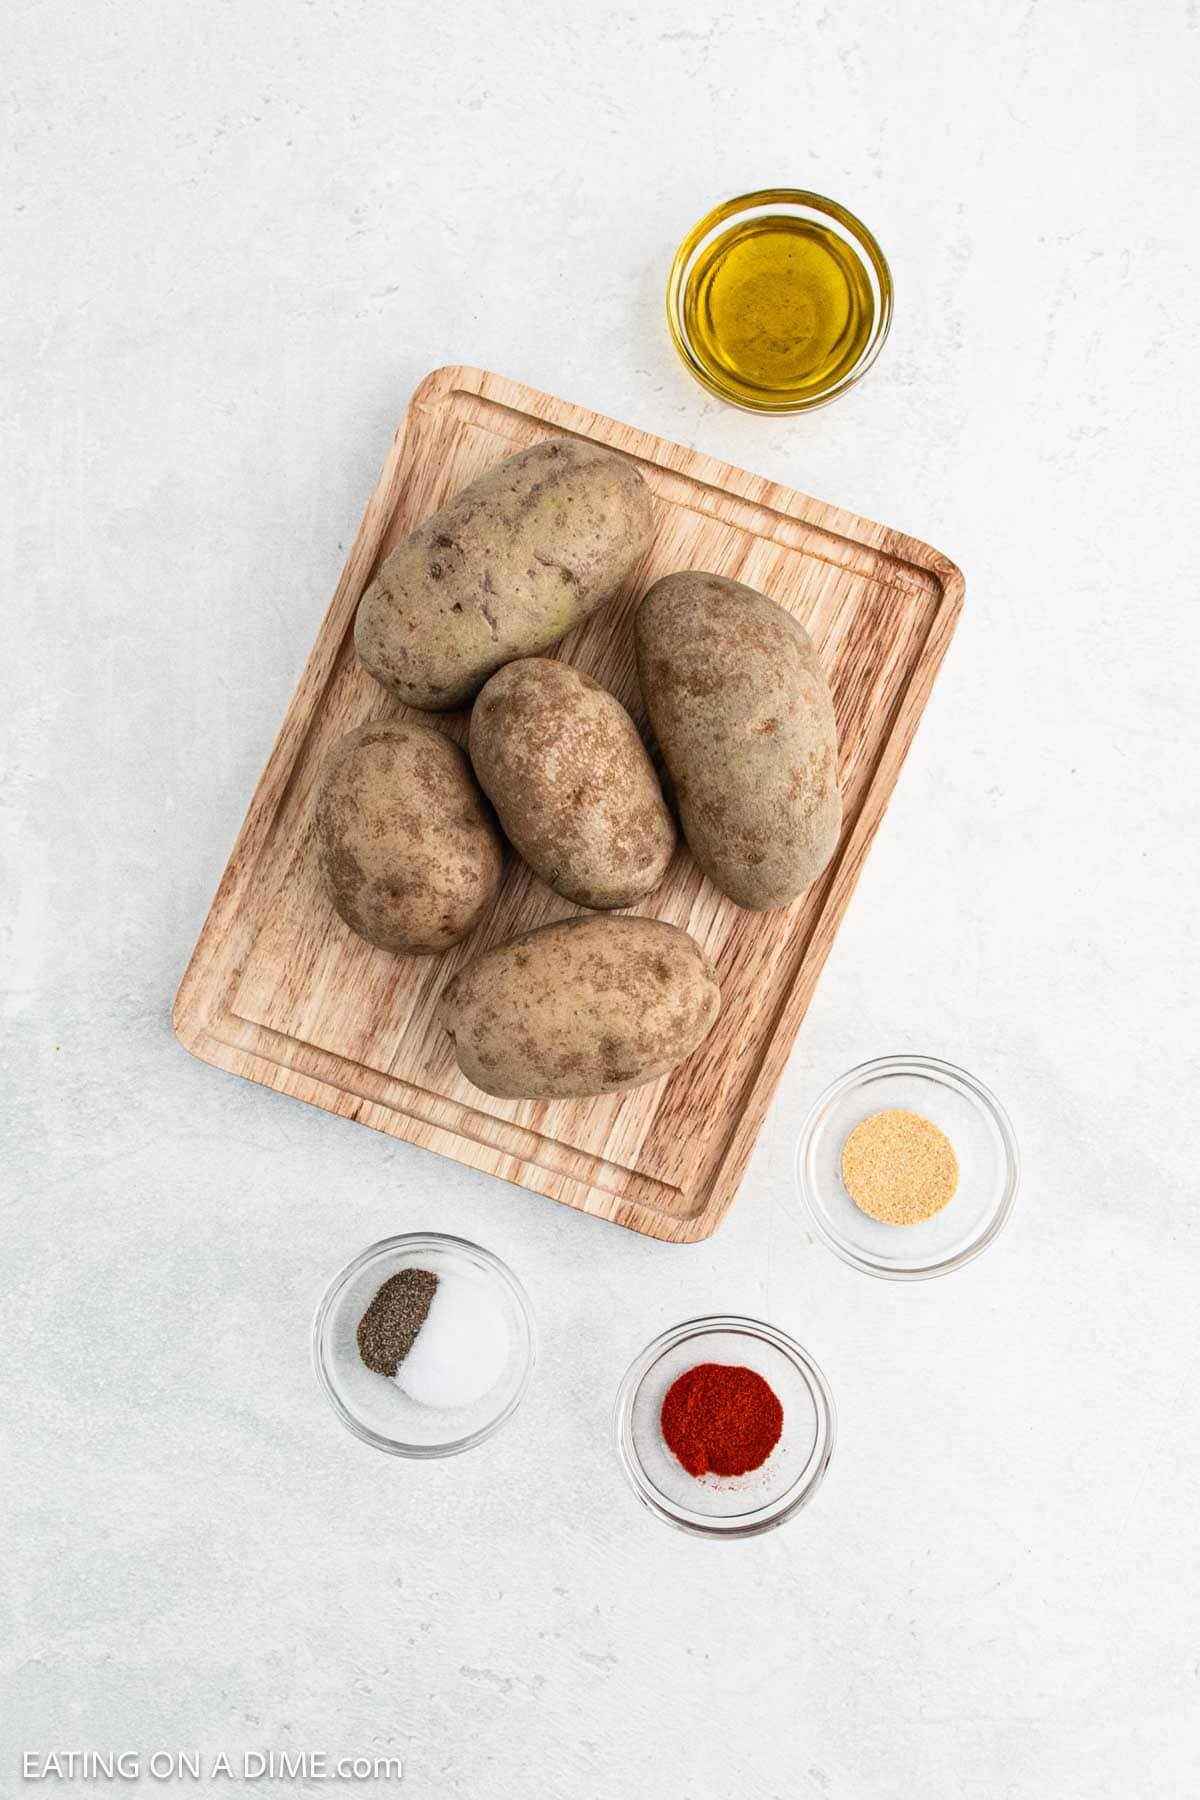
[174,366,963,1242]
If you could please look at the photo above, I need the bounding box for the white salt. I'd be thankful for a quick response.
[394,1271,510,1411]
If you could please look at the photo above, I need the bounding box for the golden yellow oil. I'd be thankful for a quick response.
[682,215,876,407]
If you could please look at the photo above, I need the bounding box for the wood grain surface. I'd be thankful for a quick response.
[173,366,964,1242]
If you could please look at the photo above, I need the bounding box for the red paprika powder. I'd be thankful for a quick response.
[660,1362,783,1478]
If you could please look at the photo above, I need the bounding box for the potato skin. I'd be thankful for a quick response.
[355,439,654,711]
[468,659,675,910]
[314,720,501,955]
[635,573,841,910]
[437,915,720,1099]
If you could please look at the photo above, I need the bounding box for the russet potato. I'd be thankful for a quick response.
[355,439,654,711]
[468,658,675,909]
[314,719,501,955]
[438,914,720,1099]
[635,573,841,909]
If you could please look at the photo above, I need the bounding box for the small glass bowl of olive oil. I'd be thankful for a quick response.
[666,189,893,413]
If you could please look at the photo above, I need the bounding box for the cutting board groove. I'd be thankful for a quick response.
[174,366,963,1241]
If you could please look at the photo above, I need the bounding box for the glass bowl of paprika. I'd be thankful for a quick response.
[614,1316,835,1538]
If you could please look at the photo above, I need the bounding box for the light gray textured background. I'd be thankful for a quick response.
[3,3,1198,1796]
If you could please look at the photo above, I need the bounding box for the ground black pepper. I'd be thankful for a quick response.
[356,1269,439,1375]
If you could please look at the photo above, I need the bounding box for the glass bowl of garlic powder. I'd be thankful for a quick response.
[313,1233,535,1455]
[794,1055,1019,1279]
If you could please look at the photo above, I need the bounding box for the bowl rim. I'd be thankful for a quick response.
[312,1231,536,1458]
[794,1054,1020,1281]
[614,1313,836,1539]
[665,186,894,414]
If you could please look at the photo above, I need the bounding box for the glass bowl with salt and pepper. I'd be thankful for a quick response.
[313,1234,535,1457]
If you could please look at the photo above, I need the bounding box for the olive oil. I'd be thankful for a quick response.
[682,214,877,409]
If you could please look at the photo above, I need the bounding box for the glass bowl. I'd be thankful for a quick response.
[666,188,893,413]
[313,1233,535,1457]
[795,1056,1019,1280]
[615,1316,835,1538]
